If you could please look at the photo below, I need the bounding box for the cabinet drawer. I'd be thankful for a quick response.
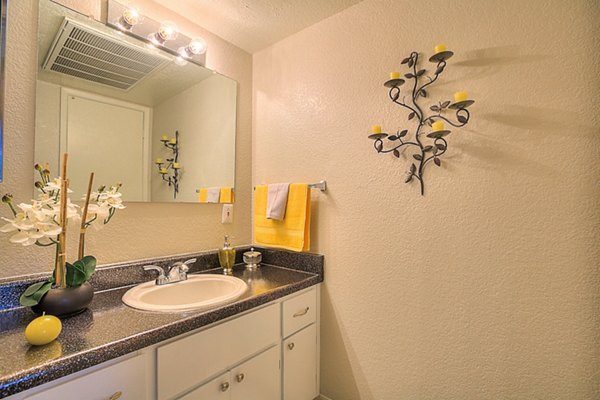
[158,303,279,400]
[25,354,147,400]
[282,287,316,338]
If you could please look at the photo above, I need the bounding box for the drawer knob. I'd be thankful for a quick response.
[236,373,245,382]
[288,342,295,350]
[221,382,230,392]
[293,307,310,317]
[109,392,122,400]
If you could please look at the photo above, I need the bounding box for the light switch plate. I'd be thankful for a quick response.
[221,204,233,224]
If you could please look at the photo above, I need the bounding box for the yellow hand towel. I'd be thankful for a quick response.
[220,187,234,203]
[254,184,311,252]
[198,188,208,203]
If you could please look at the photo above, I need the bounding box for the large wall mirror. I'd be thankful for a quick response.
[35,0,237,203]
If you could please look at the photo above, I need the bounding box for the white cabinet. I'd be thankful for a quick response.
[281,287,319,400]
[282,287,317,338]
[12,285,320,400]
[177,346,280,400]
[231,345,280,400]
[177,372,230,400]
[157,304,279,399]
[283,324,318,400]
[24,353,148,400]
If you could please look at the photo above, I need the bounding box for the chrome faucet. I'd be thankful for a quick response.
[143,258,197,285]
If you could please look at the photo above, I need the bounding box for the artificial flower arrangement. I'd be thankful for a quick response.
[0,154,124,311]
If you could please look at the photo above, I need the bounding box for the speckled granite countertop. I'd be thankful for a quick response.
[0,247,324,398]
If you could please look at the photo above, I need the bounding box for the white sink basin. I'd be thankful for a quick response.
[122,274,247,312]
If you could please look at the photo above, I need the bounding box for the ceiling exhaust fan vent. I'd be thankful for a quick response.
[43,18,169,90]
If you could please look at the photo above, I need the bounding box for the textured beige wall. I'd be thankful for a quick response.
[0,0,252,277]
[253,0,600,399]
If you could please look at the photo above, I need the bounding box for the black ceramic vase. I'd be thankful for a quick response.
[31,283,94,318]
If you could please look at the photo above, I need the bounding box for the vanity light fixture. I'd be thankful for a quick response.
[117,7,141,31]
[148,21,179,46]
[178,38,208,59]
[107,0,207,66]
[369,45,475,196]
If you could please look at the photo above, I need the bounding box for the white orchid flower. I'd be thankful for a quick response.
[43,178,73,194]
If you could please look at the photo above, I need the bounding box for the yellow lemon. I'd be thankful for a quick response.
[25,314,62,346]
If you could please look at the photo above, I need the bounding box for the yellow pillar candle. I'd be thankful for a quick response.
[172,162,181,169]
[434,44,447,54]
[371,125,382,134]
[169,138,177,144]
[390,72,400,80]
[25,314,62,346]
[432,121,445,132]
[454,91,468,102]
[155,158,163,164]
[160,135,168,141]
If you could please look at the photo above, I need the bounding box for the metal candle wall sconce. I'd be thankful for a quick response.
[155,130,181,199]
[369,45,475,195]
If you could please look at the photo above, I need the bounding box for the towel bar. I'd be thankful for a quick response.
[252,180,327,192]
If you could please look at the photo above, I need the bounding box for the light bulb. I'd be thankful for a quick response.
[174,56,188,66]
[177,38,207,59]
[157,21,178,41]
[149,21,178,46]
[188,38,207,55]
[118,7,141,30]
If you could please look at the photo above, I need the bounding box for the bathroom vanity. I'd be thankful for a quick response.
[0,248,323,400]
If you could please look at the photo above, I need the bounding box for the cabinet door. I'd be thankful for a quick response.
[283,324,317,400]
[230,345,280,400]
[158,304,279,399]
[25,354,147,400]
[177,372,231,400]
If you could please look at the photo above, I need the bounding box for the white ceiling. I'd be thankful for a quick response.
[151,0,363,53]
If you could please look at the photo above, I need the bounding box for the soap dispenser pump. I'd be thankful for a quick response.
[218,235,236,274]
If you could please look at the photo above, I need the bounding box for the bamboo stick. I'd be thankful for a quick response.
[56,153,68,288]
[78,172,94,260]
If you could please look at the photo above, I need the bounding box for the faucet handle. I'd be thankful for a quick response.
[181,258,197,272]
[143,265,167,284]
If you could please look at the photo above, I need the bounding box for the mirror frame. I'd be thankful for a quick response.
[0,0,6,182]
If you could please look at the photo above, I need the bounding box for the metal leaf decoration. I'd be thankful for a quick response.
[369,49,474,195]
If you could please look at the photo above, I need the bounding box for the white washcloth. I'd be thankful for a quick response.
[266,183,290,220]
[206,187,221,203]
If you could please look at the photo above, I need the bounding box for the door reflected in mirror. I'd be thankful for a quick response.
[35,0,237,203]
